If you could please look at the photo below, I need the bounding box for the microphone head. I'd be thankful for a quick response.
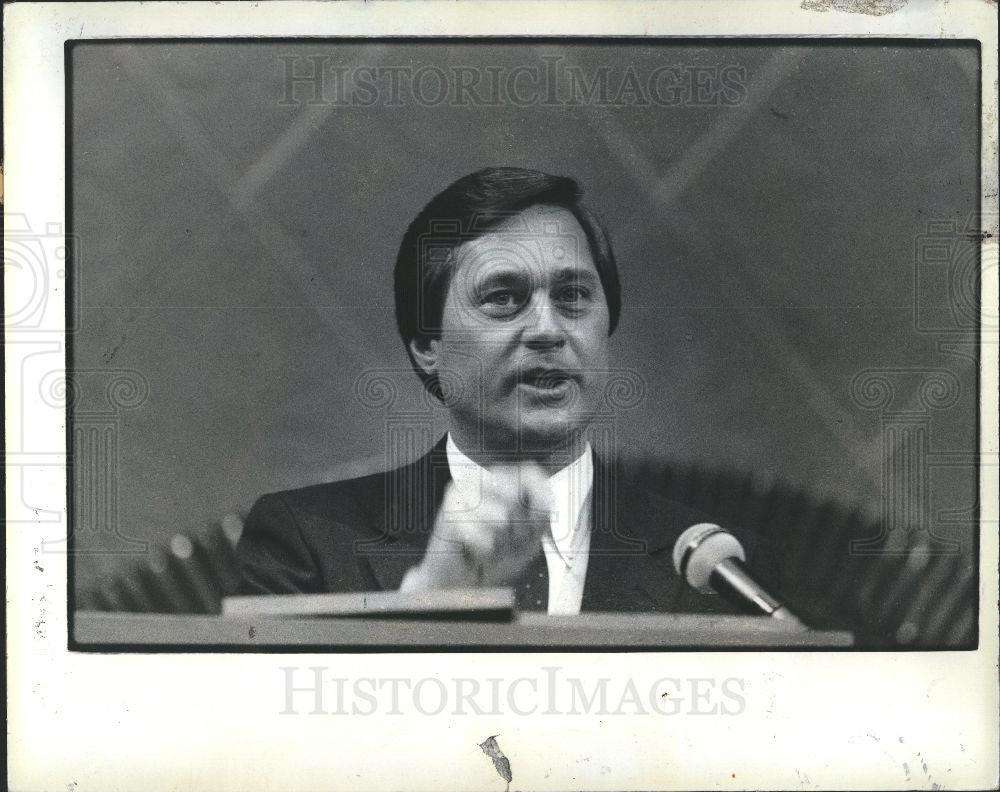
[673,523,747,593]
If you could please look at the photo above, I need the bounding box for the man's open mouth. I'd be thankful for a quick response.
[516,367,578,399]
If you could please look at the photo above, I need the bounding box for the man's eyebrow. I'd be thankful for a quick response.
[552,267,599,284]
[476,266,530,283]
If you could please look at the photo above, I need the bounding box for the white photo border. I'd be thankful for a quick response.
[5,1,998,790]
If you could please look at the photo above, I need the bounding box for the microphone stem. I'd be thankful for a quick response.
[710,558,806,628]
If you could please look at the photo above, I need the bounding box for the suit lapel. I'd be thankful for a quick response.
[361,436,451,591]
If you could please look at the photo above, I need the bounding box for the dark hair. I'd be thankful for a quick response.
[393,166,621,390]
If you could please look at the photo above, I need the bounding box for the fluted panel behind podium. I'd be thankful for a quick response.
[77,459,976,648]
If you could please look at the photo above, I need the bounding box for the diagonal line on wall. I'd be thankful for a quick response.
[111,46,394,379]
[549,46,884,495]
[231,44,390,213]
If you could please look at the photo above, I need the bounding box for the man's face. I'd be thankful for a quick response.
[421,204,611,456]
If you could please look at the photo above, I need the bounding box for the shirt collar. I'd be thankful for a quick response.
[445,434,592,481]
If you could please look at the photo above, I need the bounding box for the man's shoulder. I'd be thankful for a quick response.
[238,458,437,595]
[260,467,390,508]
[609,466,761,563]
[615,475,706,522]
[599,457,708,522]
[250,445,443,527]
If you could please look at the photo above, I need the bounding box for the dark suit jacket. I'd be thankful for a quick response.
[236,436,759,614]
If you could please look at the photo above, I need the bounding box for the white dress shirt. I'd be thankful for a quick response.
[445,434,593,615]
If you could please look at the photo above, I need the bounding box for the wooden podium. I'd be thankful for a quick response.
[73,610,853,649]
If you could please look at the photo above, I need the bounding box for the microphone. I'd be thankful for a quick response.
[673,523,806,628]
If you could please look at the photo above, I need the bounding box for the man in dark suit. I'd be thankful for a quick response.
[237,167,754,614]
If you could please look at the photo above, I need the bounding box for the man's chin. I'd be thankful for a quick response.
[510,413,582,451]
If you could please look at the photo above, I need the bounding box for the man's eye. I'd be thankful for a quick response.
[486,291,516,306]
[480,289,522,314]
[556,285,590,303]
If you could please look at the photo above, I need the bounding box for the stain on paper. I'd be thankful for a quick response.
[800,0,908,14]
[478,735,512,791]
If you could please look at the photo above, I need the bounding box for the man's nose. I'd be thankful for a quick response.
[522,295,567,350]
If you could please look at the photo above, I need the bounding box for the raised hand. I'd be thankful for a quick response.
[399,464,552,592]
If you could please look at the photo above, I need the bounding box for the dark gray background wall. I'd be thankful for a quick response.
[68,41,979,588]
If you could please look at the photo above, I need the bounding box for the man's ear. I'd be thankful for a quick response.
[408,335,441,379]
